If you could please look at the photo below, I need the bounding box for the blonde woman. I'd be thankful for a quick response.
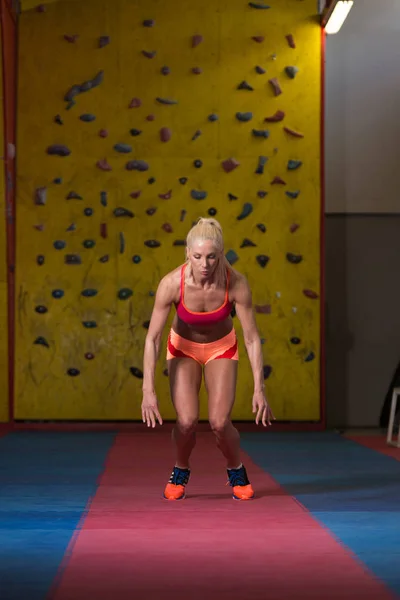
[142,217,274,501]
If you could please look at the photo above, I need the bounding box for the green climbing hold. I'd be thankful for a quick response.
[118,288,133,300]
[83,239,96,249]
[34,336,49,348]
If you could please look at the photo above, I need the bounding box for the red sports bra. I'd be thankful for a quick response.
[175,264,233,326]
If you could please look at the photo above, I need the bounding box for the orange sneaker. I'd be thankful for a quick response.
[163,466,190,500]
[227,464,255,500]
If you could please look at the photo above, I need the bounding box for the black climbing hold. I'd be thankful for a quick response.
[263,365,272,379]
[257,223,266,233]
[255,156,268,175]
[173,240,186,246]
[34,336,49,347]
[35,305,48,314]
[305,351,315,362]
[179,177,188,185]
[142,320,150,329]
[144,240,161,248]
[236,112,253,122]
[114,207,134,218]
[161,66,170,75]
[99,254,109,263]
[156,97,178,105]
[81,288,98,297]
[66,223,76,232]
[208,113,218,122]
[285,66,299,79]
[119,232,125,253]
[193,159,202,169]
[180,210,187,222]
[67,191,83,200]
[47,144,71,157]
[118,288,133,300]
[99,35,110,48]
[237,80,253,91]
[226,250,239,265]
[64,70,104,103]
[257,190,268,198]
[130,129,142,136]
[54,114,63,125]
[148,177,156,184]
[208,208,217,216]
[286,190,300,199]
[114,143,132,153]
[53,177,62,184]
[84,208,93,216]
[100,191,107,207]
[286,253,303,264]
[287,159,302,170]
[237,203,253,220]
[126,160,149,171]
[240,239,257,248]
[52,289,64,299]
[143,19,155,27]
[65,254,82,265]
[80,113,96,122]
[290,337,301,345]
[191,190,207,200]
[53,240,66,250]
[252,129,270,138]
[82,321,97,328]
[130,367,144,378]
[255,65,266,74]
[228,193,238,201]
[146,208,157,216]
[67,368,80,377]
[256,255,270,268]
[132,255,141,264]
[83,240,96,249]
[36,255,45,266]
[85,353,95,360]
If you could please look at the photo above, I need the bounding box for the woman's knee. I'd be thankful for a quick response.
[175,416,198,435]
[209,416,231,436]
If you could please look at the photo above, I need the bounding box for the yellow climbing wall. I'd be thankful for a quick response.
[15,0,321,421]
[0,27,8,423]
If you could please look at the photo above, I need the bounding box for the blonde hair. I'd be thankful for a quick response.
[185,217,233,286]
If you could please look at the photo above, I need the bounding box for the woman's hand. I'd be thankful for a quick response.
[252,389,275,426]
[141,391,163,428]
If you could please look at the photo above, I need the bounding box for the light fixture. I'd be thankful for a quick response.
[322,0,354,34]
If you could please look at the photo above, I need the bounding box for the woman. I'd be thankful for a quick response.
[141,217,274,501]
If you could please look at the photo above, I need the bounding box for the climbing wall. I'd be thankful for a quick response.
[15,0,322,421]
[0,25,8,422]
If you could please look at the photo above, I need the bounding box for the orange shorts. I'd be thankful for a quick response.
[166,328,239,366]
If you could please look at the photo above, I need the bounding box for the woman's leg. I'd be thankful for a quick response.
[168,357,202,469]
[204,358,241,469]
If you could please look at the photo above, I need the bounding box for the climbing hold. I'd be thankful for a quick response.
[192,67,202,75]
[269,78,282,96]
[142,50,157,59]
[130,129,142,137]
[290,223,300,233]
[191,190,207,200]
[146,114,155,121]
[161,66,170,75]
[118,288,133,300]
[208,113,218,122]
[193,159,202,168]
[271,176,286,185]
[145,240,161,248]
[35,187,47,205]
[143,19,155,27]
[192,34,203,47]
[225,250,239,265]
[237,203,253,220]
[285,66,299,79]
[64,34,79,43]
[128,191,140,200]
[52,289,64,299]
[305,351,315,362]
[36,255,45,266]
[236,112,253,122]
[303,289,319,299]
[252,36,265,43]
[237,81,253,91]
[96,159,112,171]
[129,97,141,108]
[286,34,296,48]
[290,337,301,345]
[83,239,96,249]
[65,254,82,264]
[240,239,257,248]
[160,127,172,142]
[284,126,304,138]
[47,145,71,157]
[99,35,110,48]
[292,306,298,314]
[228,193,238,201]
[80,113,96,122]
[130,367,144,378]
[222,157,240,173]
[257,223,266,233]
[66,101,75,110]
[288,159,302,170]
[179,177,188,185]
[67,368,80,377]
[85,353,95,360]
[34,336,49,348]
[34,224,44,231]
[263,365,272,379]
[208,208,217,216]
[255,304,271,314]
[54,114,63,125]
[249,2,270,7]
[99,254,109,263]
[53,177,62,184]
[146,207,157,216]
[252,129,270,138]
[156,97,178,105]
[255,66,266,74]
[126,160,149,171]
[256,254,270,268]
[53,240,66,250]
[159,190,172,200]
[286,190,300,199]
[162,223,173,234]
[173,240,186,246]
[192,130,202,141]
[100,191,107,207]
[132,255,141,263]
[142,321,150,329]
[66,223,76,232]
[148,177,156,184]
[82,321,97,328]
[36,4,46,12]
[119,232,125,253]
[99,129,108,137]
[257,190,268,198]
[64,70,104,103]
[286,253,303,264]
[84,208,93,216]
[114,143,132,153]
[66,191,82,200]
[81,289,98,297]
[114,207,134,218]
[35,305,48,314]
[180,209,186,221]
[265,110,285,122]
[255,156,268,174]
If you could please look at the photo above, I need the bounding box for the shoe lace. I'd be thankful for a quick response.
[169,467,190,486]
[227,466,249,487]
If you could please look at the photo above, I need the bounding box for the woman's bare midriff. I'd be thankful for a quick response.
[171,314,234,343]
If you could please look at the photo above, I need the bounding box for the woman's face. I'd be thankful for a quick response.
[187,239,220,279]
